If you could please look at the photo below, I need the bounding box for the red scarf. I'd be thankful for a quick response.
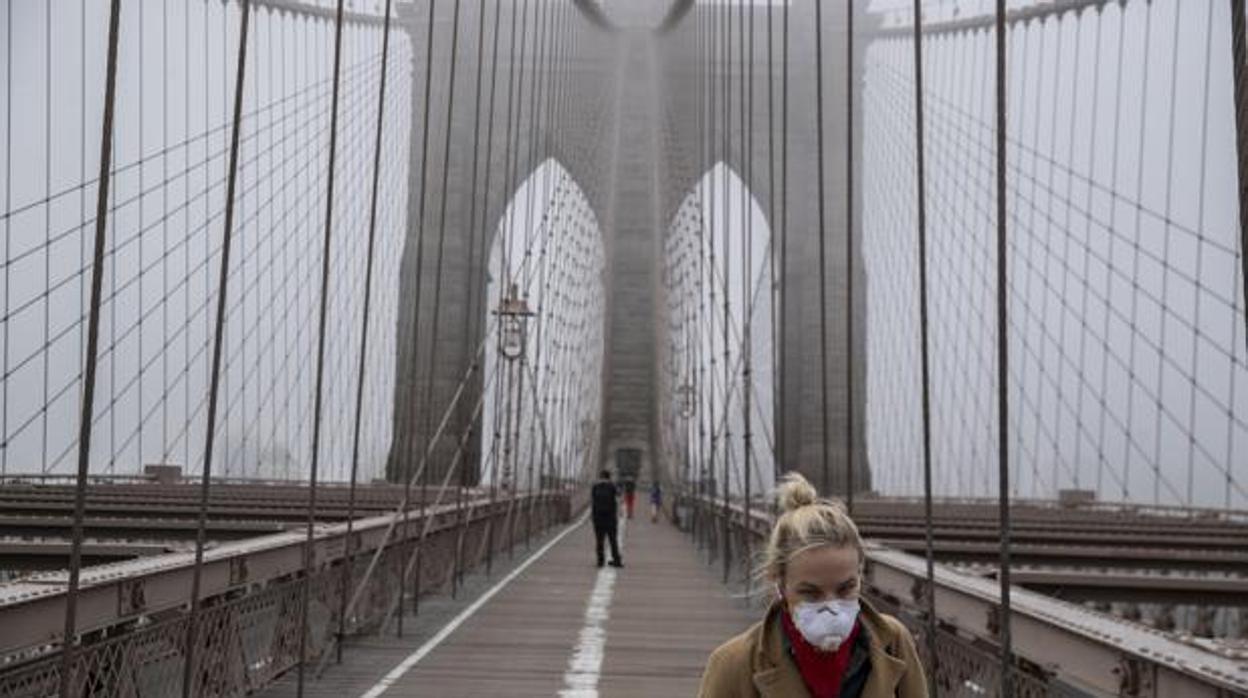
[780,607,861,698]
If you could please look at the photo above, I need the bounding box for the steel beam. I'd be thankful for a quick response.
[866,545,1248,697]
[873,538,1248,574]
[0,493,558,659]
[688,495,1248,697]
[1004,569,1248,607]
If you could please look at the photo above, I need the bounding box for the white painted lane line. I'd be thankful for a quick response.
[358,512,591,698]
[559,515,627,697]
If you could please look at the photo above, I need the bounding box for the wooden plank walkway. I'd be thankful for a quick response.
[262,512,759,697]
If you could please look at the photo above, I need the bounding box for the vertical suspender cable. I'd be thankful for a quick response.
[720,0,733,585]
[502,0,533,561]
[495,0,524,560]
[43,0,52,477]
[778,0,789,482]
[296,1,348,694]
[1187,3,1214,505]
[414,0,444,618]
[766,0,778,488]
[844,0,855,513]
[697,2,709,546]
[416,0,465,610]
[397,0,439,636]
[537,0,564,532]
[911,0,939,692]
[761,0,772,484]
[3,0,10,481]
[59,1,124,695]
[738,0,748,586]
[180,2,252,696]
[814,0,830,498]
[454,0,493,599]
[708,0,720,562]
[481,0,504,578]
[994,1,1014,694]
[699,4,709,533]
[520,0,551,549]
[337,0,395,664]
[1231,0,1248,347]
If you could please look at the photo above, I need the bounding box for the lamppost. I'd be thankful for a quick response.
[493,284,534,492]
[495,283,535,361]
[677,381,696,419]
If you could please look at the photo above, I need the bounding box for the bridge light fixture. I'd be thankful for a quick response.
[494,283,535,361]
[677,382,696,419]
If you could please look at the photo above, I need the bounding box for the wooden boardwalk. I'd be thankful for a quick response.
[262,512,759,697]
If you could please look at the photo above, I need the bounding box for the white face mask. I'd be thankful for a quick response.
[789,597,860,651]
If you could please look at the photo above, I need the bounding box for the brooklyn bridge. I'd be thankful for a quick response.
[0,0,1245,695]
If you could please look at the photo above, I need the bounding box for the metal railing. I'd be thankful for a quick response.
[0,491,570,697]
[681,494,1248,698]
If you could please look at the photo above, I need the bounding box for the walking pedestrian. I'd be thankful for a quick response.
[591,470,623,568]
[623,478,637,519]
[649,481,662,523]
[698,472,927,697]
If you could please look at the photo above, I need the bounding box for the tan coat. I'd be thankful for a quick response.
[697,599,928,698]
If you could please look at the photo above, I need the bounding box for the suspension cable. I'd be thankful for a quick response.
[720,0,732,584]
[336,0,395,666]
[59,0,124,694]
[452,0,494,600]
[414,0,466,618]
[706,0,720,563]
[815,0,830,498]
[778,0,789,482]
[766,0,778,487]
[295,1,349,693]
[1232,0,1248,349]
[181,2,255,694]
[396,0,440,637]
[994,0,1015,693]
[910,0,939,691]
[738,0,750,583]
[845,0,856,513]
[479,0,505,577]
[521,0,553,550]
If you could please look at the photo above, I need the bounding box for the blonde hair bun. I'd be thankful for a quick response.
[775,472,818,512]
[760,471,863,582]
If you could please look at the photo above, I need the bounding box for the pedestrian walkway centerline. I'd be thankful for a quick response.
[559,516,628,698]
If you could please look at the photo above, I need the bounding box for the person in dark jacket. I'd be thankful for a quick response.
[591,470,623,568]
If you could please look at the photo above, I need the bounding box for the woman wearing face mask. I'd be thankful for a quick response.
[697,473,927,697]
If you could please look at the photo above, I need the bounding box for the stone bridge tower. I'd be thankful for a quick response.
[389,0,871,499]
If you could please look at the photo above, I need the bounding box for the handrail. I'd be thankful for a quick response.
[868,0,1115,39]
[683,494,1248,697]
[0,492,560,659]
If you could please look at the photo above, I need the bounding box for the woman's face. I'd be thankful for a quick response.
[779,544,861,607]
